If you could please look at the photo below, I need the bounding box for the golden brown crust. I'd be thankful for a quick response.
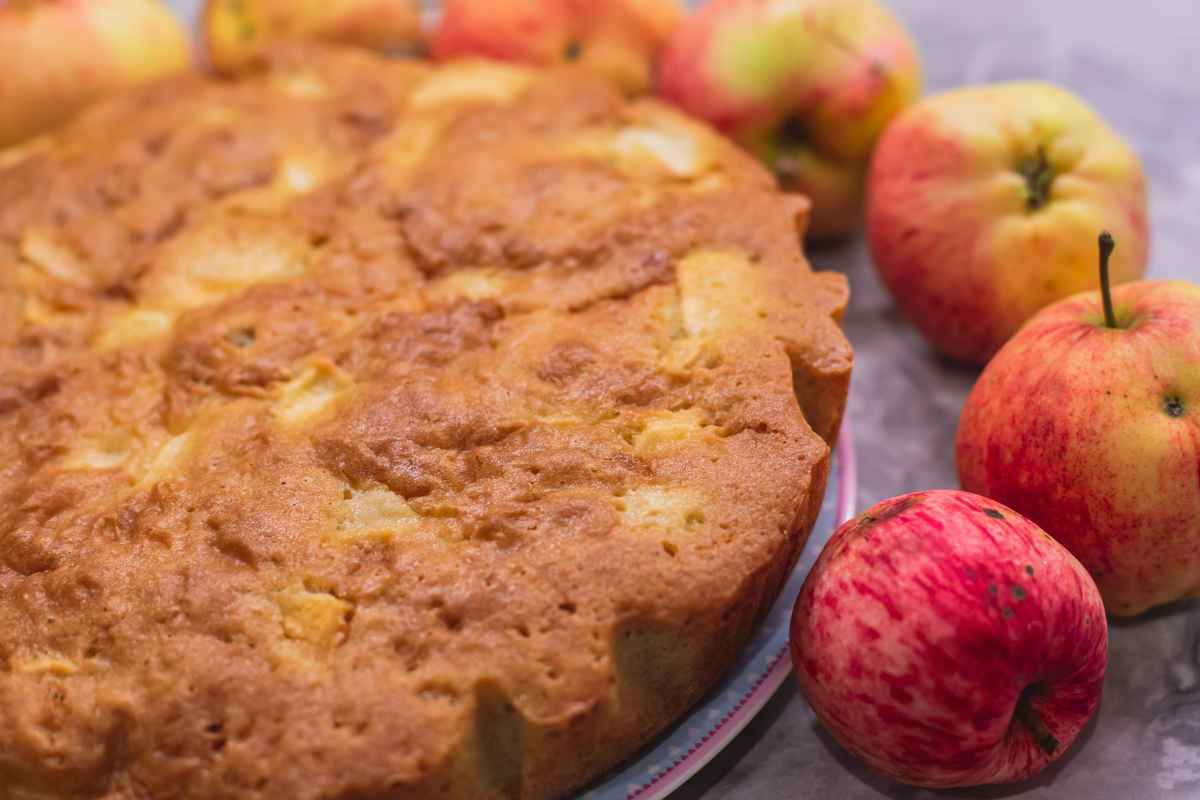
[0,45,851,800]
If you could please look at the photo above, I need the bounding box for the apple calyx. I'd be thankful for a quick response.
[777,114,808,148]
[1098,231,1118,329]
[1017,146,1056,211]
[761,114,813,184]
[1014,684,1060,756]
[772,115,809,167]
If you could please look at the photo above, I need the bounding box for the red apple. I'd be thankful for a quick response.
[791,490,1108,788]
[958,233,1200,616]
[867,82,1149,364]
[658,0,921,240]
[431,0,685,94]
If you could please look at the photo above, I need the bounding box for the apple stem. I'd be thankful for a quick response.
[1018,146,1055,211]
[1015,690,1060,756]
[1099,231,1117,329]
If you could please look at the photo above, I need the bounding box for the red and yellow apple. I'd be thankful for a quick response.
[867,82,1149,364]
[204,0,423,75]
[431,0,684,94]
[792,490,1108,787]
[958,234,1200,616]
[658,0,921,240]
[0,0,191,148]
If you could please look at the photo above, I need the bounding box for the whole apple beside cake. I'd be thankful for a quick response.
[867,82,1149,364]
[658,0,922,240]
[958,235,1200,616]
[0,0,191,147]
[0,0,1196,798]
[792,490,1108,788]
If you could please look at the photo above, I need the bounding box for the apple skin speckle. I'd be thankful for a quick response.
[790,490,1108,789]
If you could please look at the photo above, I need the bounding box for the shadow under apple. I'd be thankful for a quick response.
[808,697,1104,800]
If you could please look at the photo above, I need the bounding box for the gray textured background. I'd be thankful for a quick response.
[167,1,1200,797]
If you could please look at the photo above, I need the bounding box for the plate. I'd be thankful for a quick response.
[582,419,857,800]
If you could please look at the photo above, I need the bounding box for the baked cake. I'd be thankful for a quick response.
[0,45,851,800]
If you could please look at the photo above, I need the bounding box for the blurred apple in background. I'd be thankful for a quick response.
[658,0,921,240]
[792,490,1108,788]
[0,0,191,148]
[204,0,423,74]
[958,234,1200,616]
[432,0,684,94]
[867,82,1149,364]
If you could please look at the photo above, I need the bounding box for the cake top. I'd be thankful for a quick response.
[0,45,850,799]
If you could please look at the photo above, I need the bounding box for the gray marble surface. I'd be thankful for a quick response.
[164,1,1200,797]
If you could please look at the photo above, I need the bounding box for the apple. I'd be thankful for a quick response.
[791,490,1108,788]
[657,0,921,240]
[204,0,423,75]
[958,233,1200,616]
[431,0,684,94]
[0,0,191,147]
[867,82,1149,364]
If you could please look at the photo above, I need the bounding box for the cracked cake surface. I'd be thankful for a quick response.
[0,45,851,800]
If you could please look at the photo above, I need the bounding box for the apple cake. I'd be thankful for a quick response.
[0,45,851,800]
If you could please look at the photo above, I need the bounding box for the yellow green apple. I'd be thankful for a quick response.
[0,0,191,147]
[204,0,423,75]
[868,82,1149,364]
[958,234,1199,616]
[431,0,684,94]
[658,0,921,240]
